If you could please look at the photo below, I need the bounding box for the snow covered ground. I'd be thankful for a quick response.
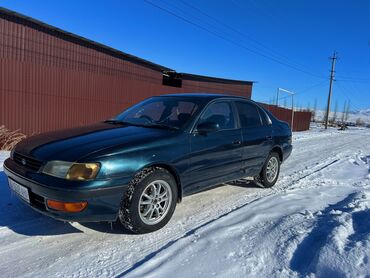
[1,127,370,277]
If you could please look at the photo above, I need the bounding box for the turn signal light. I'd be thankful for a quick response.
[47,200,88,213]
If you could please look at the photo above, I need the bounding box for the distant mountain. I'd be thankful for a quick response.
[353,109,370,117]
[314,109,370,124]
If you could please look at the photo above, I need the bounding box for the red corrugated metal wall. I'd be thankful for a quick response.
[0,16,252,135]
[259,103,311,131]
[0,12,309,135]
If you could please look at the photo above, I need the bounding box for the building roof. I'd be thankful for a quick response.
[0,7,254,85]
[0,7,172,72]
[159,93,248,100]
[181,73,253,86]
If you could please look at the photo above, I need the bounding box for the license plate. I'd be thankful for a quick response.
[8,179,30,203]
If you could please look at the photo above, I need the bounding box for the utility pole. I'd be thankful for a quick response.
[325,51,338,129]
[291,94,295,129]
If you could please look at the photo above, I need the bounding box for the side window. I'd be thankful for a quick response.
[198,102,236,130]
[235,101,262,128]
[257,107,272,126]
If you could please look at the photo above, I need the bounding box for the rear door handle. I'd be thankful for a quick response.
[232,140,242,146]
[266,136,273,140]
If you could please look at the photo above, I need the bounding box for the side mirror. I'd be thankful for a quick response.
[196,121,220,134]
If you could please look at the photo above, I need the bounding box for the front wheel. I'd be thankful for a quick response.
[119,167,177,234]
[258,152,280,188]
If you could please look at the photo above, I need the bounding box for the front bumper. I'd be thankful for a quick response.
[3,160,130,222]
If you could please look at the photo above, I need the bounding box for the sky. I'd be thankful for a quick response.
[1,0,370,111]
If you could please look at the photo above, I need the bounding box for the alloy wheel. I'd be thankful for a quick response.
[266,156,279,183]
[138,180,172,225]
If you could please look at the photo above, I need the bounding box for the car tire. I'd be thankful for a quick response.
[119,167,178,234]
[258,152,280,188]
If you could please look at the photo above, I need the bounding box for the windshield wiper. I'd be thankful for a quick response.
[104,119,179,130]
[104,119,132,125]
[144,123,179,131]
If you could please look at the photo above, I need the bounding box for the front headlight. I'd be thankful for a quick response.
[66,163,100,181]
[42,161,100,181]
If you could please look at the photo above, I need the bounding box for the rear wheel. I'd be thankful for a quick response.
[119,167,177,234]
[258,152,280,188]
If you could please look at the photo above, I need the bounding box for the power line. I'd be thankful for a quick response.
[258,81,327,104]
[229,0,314,72]
[278,81,327,101]
[336,78,370,83]
[336,75,370,81]
[335,82,363,111]
[144,0,326,79]
[177,0,315,73]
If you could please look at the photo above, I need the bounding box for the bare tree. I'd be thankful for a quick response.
[312,98,317,122]
[345,100,351,121]
[341,100,347,123]
[332,101,338,123]
[356,118,364,127]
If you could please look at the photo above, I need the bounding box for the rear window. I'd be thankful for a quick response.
[257,106,272,126]
[235,101,262,128]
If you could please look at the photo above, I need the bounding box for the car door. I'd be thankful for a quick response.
[234,101,273,177]
[184,100,243,194]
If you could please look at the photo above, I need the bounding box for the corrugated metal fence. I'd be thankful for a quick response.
[0,8,310,135]
[259,103,311,132]
[0,12,251,135]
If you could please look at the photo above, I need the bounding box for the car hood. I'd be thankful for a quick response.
[15,122,176,162]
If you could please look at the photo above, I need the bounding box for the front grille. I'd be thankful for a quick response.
[13,152,43,171]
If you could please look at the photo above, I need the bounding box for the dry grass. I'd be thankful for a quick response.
[0,125,26,151]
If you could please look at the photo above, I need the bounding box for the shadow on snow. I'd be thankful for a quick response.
[0,171,133,236]
[0,169,263,237]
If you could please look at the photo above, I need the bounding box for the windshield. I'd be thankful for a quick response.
[113,97,203,130]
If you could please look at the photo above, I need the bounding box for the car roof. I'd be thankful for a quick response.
[158,93,248,101]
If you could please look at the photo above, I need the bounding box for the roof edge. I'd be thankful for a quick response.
[0,7,173,72]
[0,7,254,85]
[180,72,254,86]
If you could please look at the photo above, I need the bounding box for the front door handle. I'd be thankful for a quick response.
[266,136,273,140]
[232,140,242,146]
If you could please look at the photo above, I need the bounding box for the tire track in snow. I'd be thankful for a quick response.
[90,154,344,276]
[92,141,367,276]
[117,158,341,277]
